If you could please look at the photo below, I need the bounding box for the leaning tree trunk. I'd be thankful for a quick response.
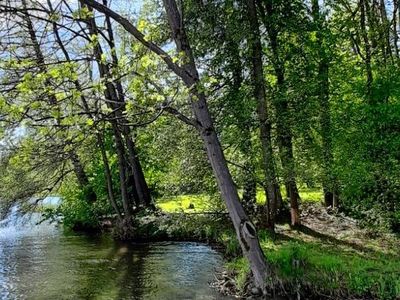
[193,93,270,291]
[162,0,271,291]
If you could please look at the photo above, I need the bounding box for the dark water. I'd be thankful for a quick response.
[0,208,230,299]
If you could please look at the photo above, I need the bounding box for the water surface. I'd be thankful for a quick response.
[0,208,230,299]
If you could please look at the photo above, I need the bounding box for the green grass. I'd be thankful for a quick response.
[299,187,323,202]
[256,187,323,204]
[156,194,222,213]
[157,187,323,213]
[228,233,400,299]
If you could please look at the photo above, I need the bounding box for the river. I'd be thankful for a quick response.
[0,207,231,299]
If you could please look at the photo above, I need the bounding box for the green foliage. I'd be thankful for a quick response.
[118,211,233,244]
[58,183,98,230]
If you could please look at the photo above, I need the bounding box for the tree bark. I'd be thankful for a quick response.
[360,0,374,103]
[258,0,301,226]
[82,4,134,217]
[49,6,121,216]
[226,33,257,211]
[245,0,281,230]
[102,0,153,208]
[311,0,339,208]
[98,133,122,219]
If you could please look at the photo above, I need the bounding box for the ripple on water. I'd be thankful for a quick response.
[0,215,232,300]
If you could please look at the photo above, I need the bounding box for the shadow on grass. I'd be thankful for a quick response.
[282,224,393,258]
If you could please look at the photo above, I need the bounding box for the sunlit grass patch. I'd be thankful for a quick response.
[156,194,221,212]
[255,187,323,204]
[299,187,322,202]
[158,188,323,213]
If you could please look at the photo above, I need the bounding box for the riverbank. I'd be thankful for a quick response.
[112,201,400,300]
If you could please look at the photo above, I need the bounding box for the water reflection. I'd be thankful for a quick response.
[0,210,230,299]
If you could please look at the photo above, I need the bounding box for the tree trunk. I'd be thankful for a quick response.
[23,2,97,204]
[393,0,399,58]
[112,123,133,218]
[257,0,301,226]
[311,0,339,209]
[226,33,257,211]
[246,0,283,229]
[102,1,153,208]
[98,134,122,219]
[360,0,374,103]
[194,93,270,291]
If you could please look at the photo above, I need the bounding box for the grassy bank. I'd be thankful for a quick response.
[227,231,400,299]
[151,192,400,299]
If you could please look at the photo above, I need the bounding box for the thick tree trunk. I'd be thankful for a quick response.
[163,0,271,290]
[246,0,281,230]
[193,93,270,291]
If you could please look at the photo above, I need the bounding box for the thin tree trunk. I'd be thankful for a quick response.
[98,133,122,219]
[360,0,374,103]
[23,2,97,203]
[226,34,257,211]
[49,8,121,216]
[257,0,301,226]
[113,123,133,218]
[311,0,338,208]
[82,4,134,218]
[393,0,399,58]
[102,0,153,208]
[245,0,280,230]
[69,151,97,203]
